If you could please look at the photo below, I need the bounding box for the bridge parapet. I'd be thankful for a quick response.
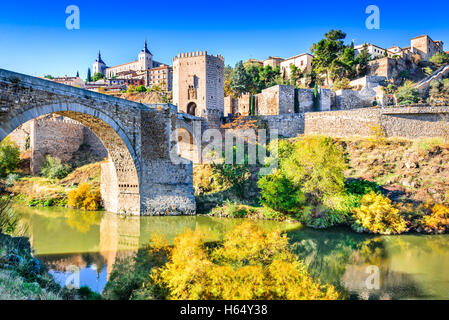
[0,68,195,215]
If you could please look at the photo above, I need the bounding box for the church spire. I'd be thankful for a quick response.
[142,39,152,55]
[96,50,105,64]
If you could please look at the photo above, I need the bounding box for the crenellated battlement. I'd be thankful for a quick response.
[173,51,224,61]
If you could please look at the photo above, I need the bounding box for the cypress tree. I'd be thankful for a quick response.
[86,68,92,83]
[313,83,320,111]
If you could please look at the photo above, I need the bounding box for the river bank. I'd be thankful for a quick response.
[197,136,449,235]
[0,232,61,299]
[4,134,449,237]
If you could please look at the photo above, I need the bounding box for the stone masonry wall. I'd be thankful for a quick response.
[30,116,85,173]
[262,114,305,138]
[334,89,374,110]
[305,106,449,139]
[7,121,31,151]
[9,114,108,173]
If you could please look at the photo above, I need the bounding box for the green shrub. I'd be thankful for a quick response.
[345,179,381,196]
[211,145,252,197]
[40,155,72,179]
[135,85,147,93]
[0,138,20,178]
[429,78,449,103]
[223,201,248,218]
[429,52,449,67]
[5,173,20,187]
[396,81,421,105]
[283,136,347,205]
[260,206,285,220]
[258,170,305,214]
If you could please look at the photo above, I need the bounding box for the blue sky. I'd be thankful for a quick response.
[1,0,448,79]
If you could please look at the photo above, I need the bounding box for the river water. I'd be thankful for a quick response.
[12,204,449,300]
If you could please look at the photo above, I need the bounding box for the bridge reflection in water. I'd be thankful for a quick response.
[14,205,292,293]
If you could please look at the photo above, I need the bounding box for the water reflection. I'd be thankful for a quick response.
[13,205,297,293]
[12,204,449,299]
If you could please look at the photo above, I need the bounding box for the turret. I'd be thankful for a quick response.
[138,40,153,70]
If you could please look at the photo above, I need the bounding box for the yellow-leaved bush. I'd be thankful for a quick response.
[67,183,101,211]
[151,222,339,300]
[352,192,408,235]
[419,203,449,234]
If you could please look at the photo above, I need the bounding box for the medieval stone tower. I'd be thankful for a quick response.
[173,51,224,125]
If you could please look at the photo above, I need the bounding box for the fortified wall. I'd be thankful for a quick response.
[9,115,107,173]
[225,85,333,117]
[305,105,449,139]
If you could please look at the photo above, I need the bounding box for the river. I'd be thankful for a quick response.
[11,204,449,300]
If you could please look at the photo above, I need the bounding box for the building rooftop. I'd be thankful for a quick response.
[107,60,139,69]
[283,52,313,61]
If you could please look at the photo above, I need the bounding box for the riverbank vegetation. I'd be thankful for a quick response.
[104,221,339,300]
[197,134,449,235]
[2,158,103,210]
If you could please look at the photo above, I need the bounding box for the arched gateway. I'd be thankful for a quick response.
[0,69,197,215]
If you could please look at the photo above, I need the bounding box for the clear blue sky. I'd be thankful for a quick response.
[1,0,448,79]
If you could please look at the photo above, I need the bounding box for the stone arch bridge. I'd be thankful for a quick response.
[0,69,201,215]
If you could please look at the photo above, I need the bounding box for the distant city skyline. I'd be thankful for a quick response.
[1,0,448,79]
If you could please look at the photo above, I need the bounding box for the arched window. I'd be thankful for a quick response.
[187,102,197,116]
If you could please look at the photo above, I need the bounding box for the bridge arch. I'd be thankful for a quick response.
[2,103,141,214]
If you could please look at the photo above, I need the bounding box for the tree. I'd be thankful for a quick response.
[339,45,357,78]
[76,71,79,77]
[332,77,352,90]
[44,75,54,79]
[289,64,301,87]
[310,30,347,86]
[354,44,372,77]
[135,85,147,93]
[230,61,251,97]
[396,81,421,105]
[0,138,20,178]
[259,65,280,88]
[283,135,347,205]
[92,72,104,82]
[429,52,449,67]
[244,63,263,94]
[224,65,234,97]
[86,68,92,83]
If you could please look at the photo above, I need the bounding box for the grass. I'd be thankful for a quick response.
[412,137,445,152]
[0,269,60,300]
[4,161,103,208]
